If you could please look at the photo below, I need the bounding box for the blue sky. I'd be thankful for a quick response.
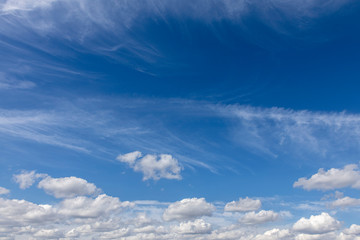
[1,0,360,239]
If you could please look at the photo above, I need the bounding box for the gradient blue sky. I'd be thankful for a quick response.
[1,0,360,239]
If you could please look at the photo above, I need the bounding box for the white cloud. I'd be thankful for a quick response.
[239,210,279,225]
[0,187,9,195]
[58,194,134,218]
[13,170,47,189]
[254,228,292,240]
[118,151,183,181]
[295,232,338,240]
[1,0,57,12]
[117,151,142,165]
[224,197,261,212]
[0,197,57,226]
[172,219,212,234]
[331,196,360,208]
[163,198,215,221]
[33,229,63,239]
[343,224,360,236]
[294,164,360,191]
[37,176,101,198]
[292,212,341,234]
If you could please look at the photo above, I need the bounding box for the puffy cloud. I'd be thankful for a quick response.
[254,228,292,240]
[295,232,338,240]
[33,229,63,239]
[0,187,9,195]
[117,151,142,165]
[172,219,212,234]
[0,197,57,226]
[239,210,279,225]
[58,194,134,218]
[331,196,360,208]
[118,151,182,181]
[13,170,47,189]
[163,198,215,221]
[343,224,360,236]
[292,212,341,234]
[38,176,101,198]
[224,197,261,212]
[293,164,360,191]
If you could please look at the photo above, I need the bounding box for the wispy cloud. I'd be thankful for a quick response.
[2,98,360,172]
[0,0,354,74]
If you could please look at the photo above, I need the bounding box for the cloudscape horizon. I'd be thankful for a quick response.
[1,0,360,239]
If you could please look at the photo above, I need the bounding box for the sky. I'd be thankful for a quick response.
[1,0,360,239]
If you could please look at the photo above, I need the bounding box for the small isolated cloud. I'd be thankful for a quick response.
[117,151,182,181]
[0,186,9,195]
[293,164,360,191]
[331,196,360,208]
[37,176,101,198]
[13,170,47,189]
[163,198,215,221]
[224,197,261,212]
[171,219,212,234]
[292,212,341,234]
[239,210,279,225]
[58,194,134,218]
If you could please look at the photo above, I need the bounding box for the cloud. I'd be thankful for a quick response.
[117,151,183,181]
[224,197,261,212]
[33,229,63,239]
[58,194,134,218]
[239,210,279,225]
[330,196,360,208]
[37,176,101,198]
[0,187,9,195]
[117,151,142,165]
[0,197,57,226]
[163,198,215,221]
[0,73,35,89]
[1,0,57,11]
[293,164,360,191]
[254,228,292,240]
[171,219,212,234]
[343,224,360,236]
[292,212,341,234]
[13,170,47,189]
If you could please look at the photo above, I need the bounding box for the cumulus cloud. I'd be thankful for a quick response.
[254,228,292,240]
[343,224,360,236]
[0,187,9,195]
[294,164,360,191]
[13,170,47,189]
[224,197,261,212]
[0,197,57,226]
[292,212,341,234]
[239,210,279,225]
[117,151,182,181]
[58,194,134,218]
[171,219,212,234]
[117,151,142,165]
[330,196,360,208]
[37,176,101,198]
[163,198,215,221]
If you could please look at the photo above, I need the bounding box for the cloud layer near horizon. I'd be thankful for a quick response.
[2,169,360,239]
